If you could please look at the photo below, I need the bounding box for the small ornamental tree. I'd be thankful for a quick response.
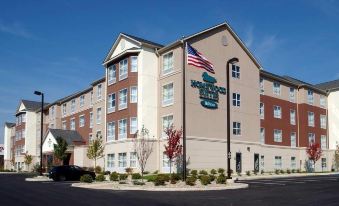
[306,142,322,172]
[54,137,68,165]
[164,125,183,174]
[87,134,105,169]
[133,125,154,182]
[24,152,33,171]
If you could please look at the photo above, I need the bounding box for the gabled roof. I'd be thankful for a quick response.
[121,33,164,48]
[47,129,84,145]
[91,77,105,86]
[260,70,299,87]
[315,79,339,92]
[5,122,15,128]
[59,87,92,104]
[17,100,49,113]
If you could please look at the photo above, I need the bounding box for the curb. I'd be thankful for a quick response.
[235,172,339,181]
[25,177,52,182]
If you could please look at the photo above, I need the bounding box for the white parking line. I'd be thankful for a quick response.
[256,179,305,184]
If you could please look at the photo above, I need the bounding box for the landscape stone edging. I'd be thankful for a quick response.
[235,172,339,181]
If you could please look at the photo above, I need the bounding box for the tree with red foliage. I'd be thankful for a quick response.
[306,143,322,172]
[164,125,183,174]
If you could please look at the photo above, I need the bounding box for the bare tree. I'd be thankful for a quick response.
[133,125,154,182]
[87,134,105,169]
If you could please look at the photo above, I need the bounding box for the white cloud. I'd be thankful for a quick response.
[0,20,34,39]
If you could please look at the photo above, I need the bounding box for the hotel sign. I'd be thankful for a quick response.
[191,72,226,109]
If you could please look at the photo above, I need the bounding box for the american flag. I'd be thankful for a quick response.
[186,43,215,74]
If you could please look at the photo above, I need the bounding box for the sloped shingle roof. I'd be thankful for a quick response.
[315,79,339,91]
[5,122,15,128]
[48,129,84,145]
[121,33,164,48]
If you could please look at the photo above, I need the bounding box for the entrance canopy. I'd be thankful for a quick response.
[42,129,85,153]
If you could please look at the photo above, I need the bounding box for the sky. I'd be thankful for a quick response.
[0,0,339,144]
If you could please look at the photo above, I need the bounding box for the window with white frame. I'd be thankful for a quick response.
[80,95,85,107]
[273,82,281,95]
[62,121,67,130]
[130,86,137,103]
[107,93,116,113]
[162,152,170,167]
[70,118,75,130]
[260,103,264,119]
[232,93,240,107]
[274,129,282,142]
[50,106,55,119]
[232,64,240,79]
[119,88,128,110]
[322,158,327,169]
[291,132,296,147]
[290,109,296,125]
[118,119,127,139]
[307,90,314,104]
[260,128,265,144]
[274,156,282,169]
[291,157,296,169]
[89,112,93,128]
[79,115,85,127]
[131,56,138,72]
[273,105,282,119]
[118,153,127,168]
[308,112,314,127]
[320,115,327,129]
[321,135,327,149]
[162,115,173,138]
[119,58,128,80]
[21,129,25,139]
[97,84,102,100]
[163,52,173,75]
[96,108,102,124]
[289,88,295,102]
[71,99,76,113]
[107,154,115,168]
[130,152,137,168]
[162,83,174,106]
[90,91,93,106]
[320,95,326,108]
[260,78,264,94]
[130,117,137,134]
[108,65,117,85]
[308,133,315,145]
[107,122,115,142]
[233,122,241,135]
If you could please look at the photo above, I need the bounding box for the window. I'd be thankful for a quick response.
[96,131,102,138]
[273,106,282,119]
[108,65,117,84]
[89,112,93,128]
[274,156,282,169]
[89,134,93,142]
[21,129,25,139]
[291,132,296,147]
[232,64,240,79]
[130,86,137,103]
[308,112,314,127]
[107,122,115,142]
[62,121,67,130]
[260,128,265,144]
[273,82,281,95]
[260,78,264,94]
[308,133,315,145]
[22,113,26,122]
[320,95,326,108]
[321,135,327,149]
[71,99,76,113]
[290,110,296,125]
[96,108,102,124]
[97,84,102,100]
[162,83,174,106]
[322,158,327,169]
[107,93,116,113]
[130,117,137,134]
[79,115,85,127]
[162,153,170,167]
[232,93,240,107]
[163,52,173,75]
[131,56,138,72]
[233,122,241,135]
[107,154,115,168]
[119,58,128,80]
[90,91,93,106]
[274,129,282,142]
[307,90,314,104]
[130,152,137,168]
[162,115,173,138]
[118,153,127,168]
[289,88,295,102]
[320,115,327,129]
[119,88,128,110]
[80,95,85,107]
[70,118,75,130]
[291,157,296,169]
[50,107,55,119]
[260,103,264,119]
[118,119,127,139]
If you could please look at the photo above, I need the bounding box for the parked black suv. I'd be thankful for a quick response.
[49,165,95,181]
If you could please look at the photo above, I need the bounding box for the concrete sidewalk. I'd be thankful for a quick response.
[235,172,339,181]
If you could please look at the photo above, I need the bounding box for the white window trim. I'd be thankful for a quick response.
[119,58,128,81]
[273,82,281,96]
[70,118,76,130]
[107,121,115,142]
[130,117,138,134]
[107,93,116,113]
[97,84,103,100]
[308,111,315,127]
[290,109,296,125]
[162,114,174,138]
[107,65,117,85]
[79,114,85,128]
[232,121,241,136]
[118,119,127,139]
[118,88,128,110]
[274,129,282,142]
[232,93,241,107]
[273,105,282,119]
[162,82,174,107]
[162,51,174,76]
[96,108,102,125]
[131,56,138,72]
[130,86,138,103]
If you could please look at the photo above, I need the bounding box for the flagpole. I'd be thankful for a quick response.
[182,40,187,181]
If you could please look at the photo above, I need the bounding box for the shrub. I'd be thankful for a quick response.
[154,174,169,186]
[94,166,102,173]
[191,170,198,176]
[185,176,197,186]
[119,173,128,181]
[125,167,133,174]
[132,173,142,180]
[171,173,181,181]
[297,169,301,173]
[286,169,291,174]
[237,172,242,176]
[80,174,93,183]
[253,170,258,175]
[143,171,150,175]
[104,171,111,175]
[110,172,119,181]
[199,170,208,175]
[200,175,211,185]
[96,174,106,182]
[153,170,159,174]
[275,169,280,175]
[143,175,157,182]
[32,163,41,173]
[218,168,225,174]
[216,174,226,184]
[246,171,251,176]
[210,169,217,175]
[133,181,145,186]
[291,169,296,173]
[261,169,265,175]
[280,170,285,174]
[209,174,216,182]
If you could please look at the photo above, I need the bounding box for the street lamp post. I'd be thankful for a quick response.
[34,91,44,176]
[226,58,239,179]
